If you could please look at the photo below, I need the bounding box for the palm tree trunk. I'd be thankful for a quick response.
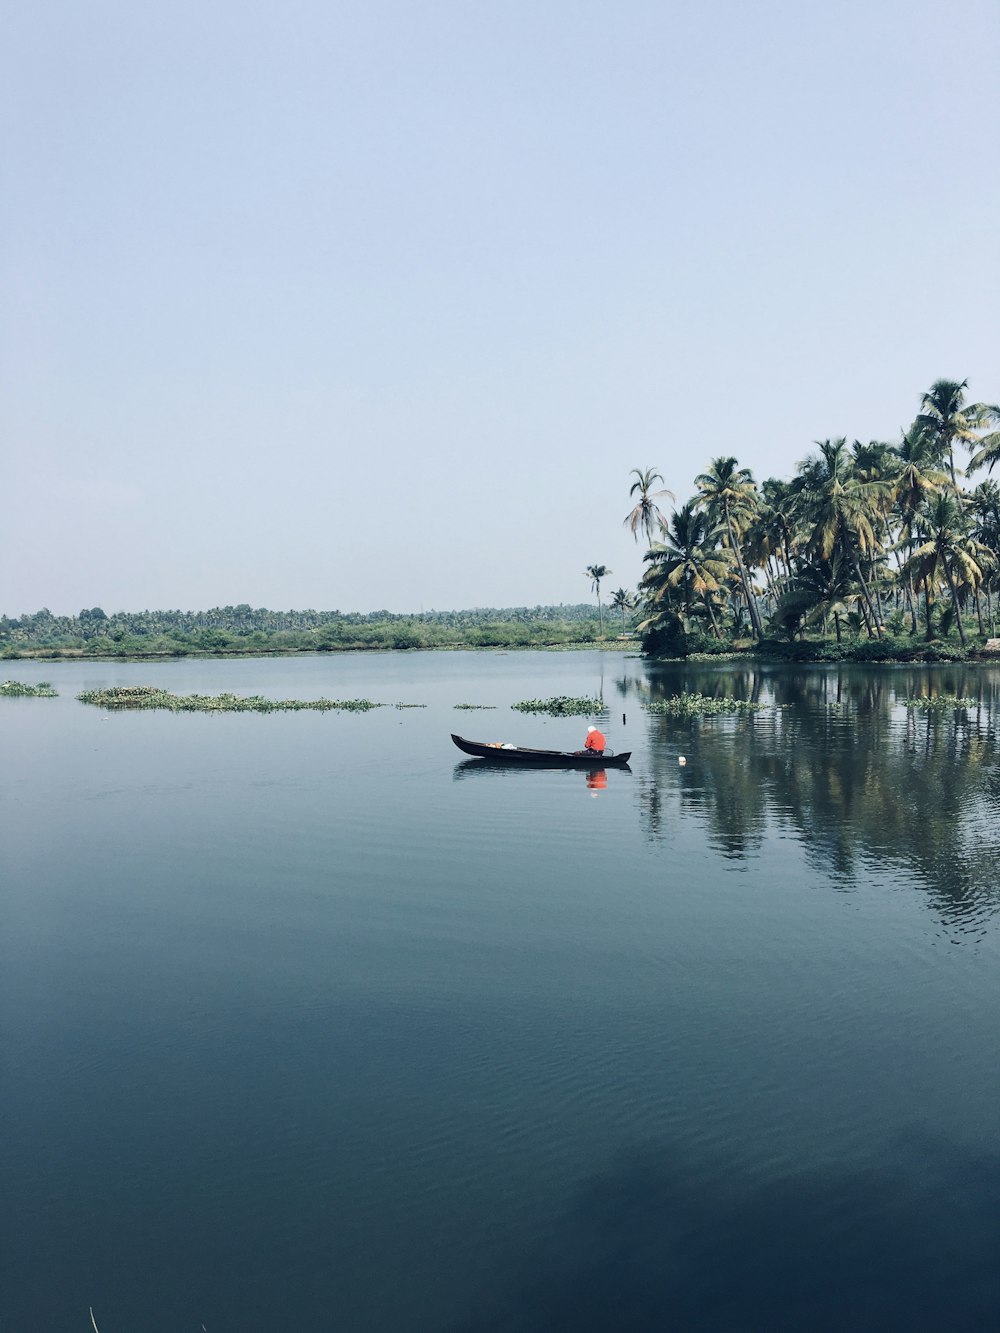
[783,534,795,586]
[846,544,881,638]
[907,577,918,634]
[924,576,934,640]
[943,561,967,646]
[724,502,763,639]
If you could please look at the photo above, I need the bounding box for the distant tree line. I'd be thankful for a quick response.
[0,604,624,657]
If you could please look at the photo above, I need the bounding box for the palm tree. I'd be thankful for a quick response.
[756,477,803,597]
[968,478,1000,537]
[890,423,953,632]
[902,493,987,646]
[642,503,731,636]
[966,403,1000,477]
[916,378,995,487]
[795,439,890,637]
[585,564,611,636]
[624,468,675,548]
[969,481,1000,633]
[774,553,858,643]
[694,457,763,638]
[892,422,953,518]
[609,587,636,635]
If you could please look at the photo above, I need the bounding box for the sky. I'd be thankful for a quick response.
[2,0,998,616]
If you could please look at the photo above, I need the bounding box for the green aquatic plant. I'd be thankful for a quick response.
[685,652,746,662]
[901,695,976,711]
[0,680,57,697]
[453,703,497,710]
[394,702,427,709]
[512,695,604,716]
[77,686,382,712]
[642,692,764,717]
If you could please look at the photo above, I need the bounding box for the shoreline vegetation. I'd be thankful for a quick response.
[2,623,998,666]
[0,604,642,661]
[618,378,1000,665]
[4,378,1000,671]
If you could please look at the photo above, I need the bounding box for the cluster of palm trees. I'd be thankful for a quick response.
[584,564,640,636]
[632,379,1000,648]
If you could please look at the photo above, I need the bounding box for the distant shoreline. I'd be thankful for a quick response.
[4,640,999,667]
[3,640,640,664]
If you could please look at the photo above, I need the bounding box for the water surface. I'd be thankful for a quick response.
[2,651,999,1330]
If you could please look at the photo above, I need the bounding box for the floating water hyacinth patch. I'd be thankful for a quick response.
[902,695,976,710]
[453,704,497,710]
[0,680,57,697]
[77,686,382,712]
[512,696,604,716]
[643,692,764,717]
[394,703,427,709]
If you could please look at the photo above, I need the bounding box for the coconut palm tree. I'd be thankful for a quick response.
[966,403,1000,477]
[773,553,859,643]
[966,480,1000,634]
[916,378,995,488]
[694,457,763,638]
[795,439,890,637]
[609,587,636,635]
[902,493,987,646]
[642,503,731,636]
[624,468,675,548]
[892,422,954,519]
[890,423,953,632]
[585,564,611,636]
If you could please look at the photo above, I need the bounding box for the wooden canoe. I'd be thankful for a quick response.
[451,733,631,766]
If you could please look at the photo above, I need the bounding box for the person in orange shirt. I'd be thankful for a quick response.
[584,725,606,754]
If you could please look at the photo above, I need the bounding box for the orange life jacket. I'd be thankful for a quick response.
[585,729,606,752]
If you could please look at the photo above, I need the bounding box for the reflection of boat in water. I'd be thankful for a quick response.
[451,733,631,766]
[453,759,625,784]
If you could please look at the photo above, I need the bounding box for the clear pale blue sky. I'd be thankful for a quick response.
[3,0,998,616]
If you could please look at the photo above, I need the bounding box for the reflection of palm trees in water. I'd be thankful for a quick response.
[637,664,1000,926]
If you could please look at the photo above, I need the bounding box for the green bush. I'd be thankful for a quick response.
[683,629,736,655]
[640,612,688,658]
[922,641,968,662]
[848,637,900,662]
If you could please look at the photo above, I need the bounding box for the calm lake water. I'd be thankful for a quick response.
[2,650,999,1331]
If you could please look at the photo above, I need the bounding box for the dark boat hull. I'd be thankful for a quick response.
[451,733,631,766]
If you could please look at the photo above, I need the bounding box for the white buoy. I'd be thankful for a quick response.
[678,755,687,766]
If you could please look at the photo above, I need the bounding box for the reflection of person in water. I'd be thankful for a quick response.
[584,725,606,754]
[586,769,608,791]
